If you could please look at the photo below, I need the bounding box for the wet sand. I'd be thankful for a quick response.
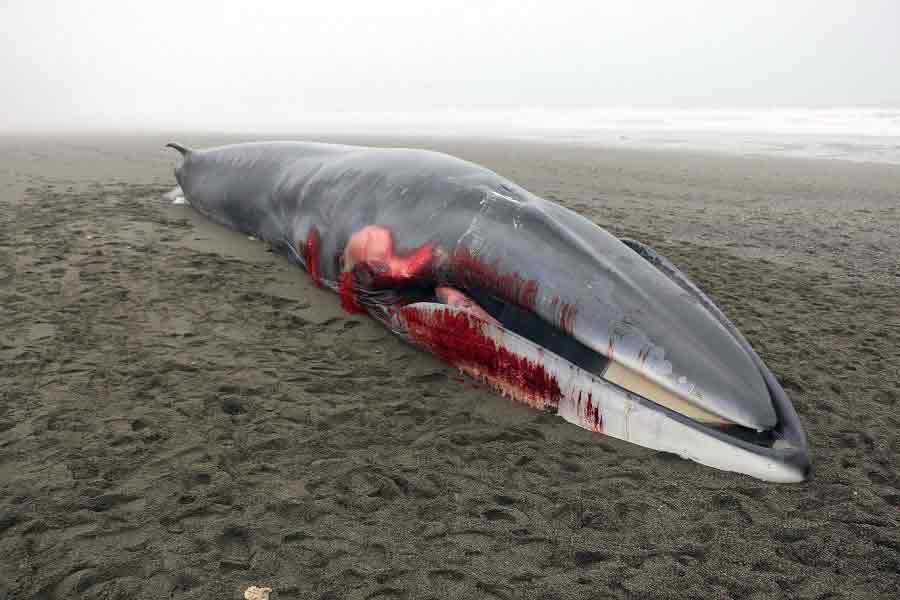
[1,133,898,599]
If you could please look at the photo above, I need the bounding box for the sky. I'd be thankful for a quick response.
[2,0,899,131]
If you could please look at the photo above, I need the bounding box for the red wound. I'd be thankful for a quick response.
[343,225,436,287]
[306,227,322,287]
[559,302,577,335]
[339,271,366,314]
[447,248,540,310]
[401,306,561,410]
[339,225,437,316]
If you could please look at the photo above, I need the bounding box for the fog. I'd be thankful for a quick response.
[2,1,899,132]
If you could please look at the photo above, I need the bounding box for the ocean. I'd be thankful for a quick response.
[295,107,900,165]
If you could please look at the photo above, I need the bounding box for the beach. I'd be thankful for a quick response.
[1,133,898,599]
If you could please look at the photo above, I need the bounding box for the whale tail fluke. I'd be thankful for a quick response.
[165,142,190,156]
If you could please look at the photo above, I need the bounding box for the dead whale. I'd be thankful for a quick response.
[167,140,811,482]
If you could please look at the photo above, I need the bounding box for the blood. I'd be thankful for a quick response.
[339,226,437,315]
[339,271,366,314]
[305,227,322,287]
[548,296,578,336]
[447,248,540,310]
[401,306,561,409]
[583,391,601,432]
[336,227,580,418]
[343,225,436,287]
[559,301,577,335]
[576,390,601,432]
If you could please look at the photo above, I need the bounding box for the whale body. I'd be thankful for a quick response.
[167,140,811,482]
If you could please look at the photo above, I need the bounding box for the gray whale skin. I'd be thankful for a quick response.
[167,140,811,483]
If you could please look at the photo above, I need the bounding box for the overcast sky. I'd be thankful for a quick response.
[2,1,899,131]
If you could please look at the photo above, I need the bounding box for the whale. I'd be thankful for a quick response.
[166,140,811,482]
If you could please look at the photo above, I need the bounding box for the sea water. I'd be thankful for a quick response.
[294,107,900,164]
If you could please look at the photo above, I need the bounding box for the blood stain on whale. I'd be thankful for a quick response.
[401,306,561,410]
[305,227,322,287]
[339,271,367,314]
[447,248,540,310]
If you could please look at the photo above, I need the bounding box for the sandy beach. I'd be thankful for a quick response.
[1,133,898,599]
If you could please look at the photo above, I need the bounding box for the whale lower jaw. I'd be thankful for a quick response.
[396,302,811,483]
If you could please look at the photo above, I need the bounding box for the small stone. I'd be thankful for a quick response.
[244,585,272,600]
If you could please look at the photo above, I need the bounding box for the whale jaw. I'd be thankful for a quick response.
[395,302,810,483]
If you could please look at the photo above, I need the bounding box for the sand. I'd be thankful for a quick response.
[1,133,898,599]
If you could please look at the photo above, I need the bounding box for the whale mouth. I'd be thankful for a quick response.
[368,258,809,482]
[394,293,810,483]
[362,274,781,449]
[347,254,790,449]
[446,286,785,449]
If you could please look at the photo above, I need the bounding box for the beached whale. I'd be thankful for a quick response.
[166,141,811,482]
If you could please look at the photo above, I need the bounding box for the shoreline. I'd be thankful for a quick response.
[5,128,900,166]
